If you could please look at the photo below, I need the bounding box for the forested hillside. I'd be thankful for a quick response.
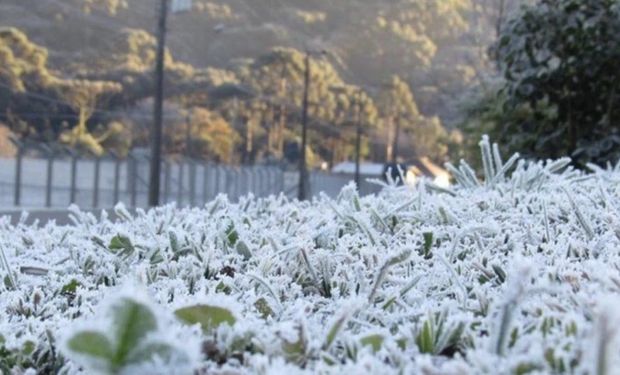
[0,0,526,164]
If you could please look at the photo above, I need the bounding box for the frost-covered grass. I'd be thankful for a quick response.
[2,137,620,374]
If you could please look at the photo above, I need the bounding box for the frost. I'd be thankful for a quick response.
[2,137,620,373]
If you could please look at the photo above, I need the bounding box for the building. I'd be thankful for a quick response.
[331,157,450,187]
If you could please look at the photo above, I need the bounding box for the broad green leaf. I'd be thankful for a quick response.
[67,331,113,360]
[125,342,176,365]
[109,235,134,255]
[175,304,236,332]
[360,334,383,352]
[22,340,35,355]
[111,298,157,365]
[236,241,252,260]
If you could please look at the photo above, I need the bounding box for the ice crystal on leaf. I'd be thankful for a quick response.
[2,136,620,374]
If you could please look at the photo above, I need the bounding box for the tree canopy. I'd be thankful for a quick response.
[490,0,620,165]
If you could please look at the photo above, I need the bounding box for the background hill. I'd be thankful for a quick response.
[0,0,528,164]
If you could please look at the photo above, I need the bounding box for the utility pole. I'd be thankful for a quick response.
[298,52,311,200]
[185,111,192,158]
[354,90,363,188]
[277,66,287,159]
[148,0,169,207]
[392,113,401,163]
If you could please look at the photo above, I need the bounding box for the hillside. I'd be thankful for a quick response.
[0,0,530,165]
[0,0,504,120]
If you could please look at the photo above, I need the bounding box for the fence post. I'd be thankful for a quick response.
[189,159,196,206]
[163,159,171,204]
[234,168,241,201]
[225,167,233,200]
[92,156,101,208]
[242,167,249,196]
[259,167,267,197]
[113,155,121,205]
[267,167,278,195]
[42,145,54,208]
[177,160,184,206]
[69,150,78,204]
[11,138,23,206]
[128,154,137,207]
[216,165,223,198]
[202,163,209,204]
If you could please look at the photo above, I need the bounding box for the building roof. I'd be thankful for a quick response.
[331,162,385,175]
[331,158,449,178]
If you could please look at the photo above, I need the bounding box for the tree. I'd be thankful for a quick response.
[164,107,240,163]
[374,75,453,162]
[56,79,122,155]
[492,0,620,165]
[80,0,128,15]
[231,47,380,165]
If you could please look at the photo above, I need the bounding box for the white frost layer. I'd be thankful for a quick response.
[2,151,620,374]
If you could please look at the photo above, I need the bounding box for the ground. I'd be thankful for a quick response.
[1,138,620,374]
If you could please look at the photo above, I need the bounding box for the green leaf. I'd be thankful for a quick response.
[226,223,238,246]
[67,331,113,361]
[110,298,158,365]
[3,274,14,290]
[416,320,434,354]
[492,265,507,284]
[282,327,306,364]
[236,241,252,260]
[254,297,274,319]
[109,235,134,256]
[422,232,433,259]
[360,334,383,352]
[169,231,179,253]
[175,304,236,333]
[514,362,540,375]
[21,340,35,355]
[323,311,351,350]
[125,342,177,365]
[61,279,81,295]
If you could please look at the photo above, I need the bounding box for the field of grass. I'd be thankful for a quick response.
[1,137,620,374]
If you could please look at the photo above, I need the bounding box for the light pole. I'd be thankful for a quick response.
[298,49,329,200]
[298,52,311,201]
[149,0,192,207]
[354,90,363,188]
[148,0,169,207]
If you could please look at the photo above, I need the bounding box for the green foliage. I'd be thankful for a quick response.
[108,234,134,257]
[65,297,185,374]
[414,311,465,356]
[174,304,236,333]
[490,0,620,166]
[360,334,384,353]
[421,232,434,259]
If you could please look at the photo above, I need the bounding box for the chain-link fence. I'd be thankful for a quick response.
[0,143,287,209]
